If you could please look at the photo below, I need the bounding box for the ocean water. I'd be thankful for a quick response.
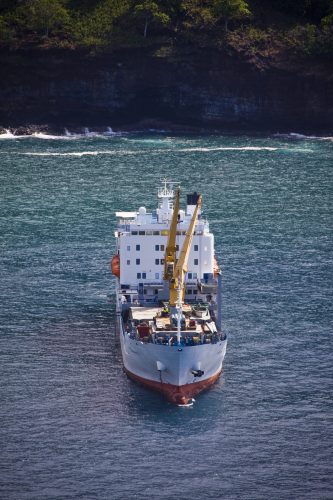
[0,132,332,500]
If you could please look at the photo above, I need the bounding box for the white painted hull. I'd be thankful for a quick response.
[117,311,227,404]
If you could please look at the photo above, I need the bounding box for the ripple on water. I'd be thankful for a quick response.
[0,133,332,499]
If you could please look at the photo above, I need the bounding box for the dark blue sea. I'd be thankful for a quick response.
[0,131,332,499]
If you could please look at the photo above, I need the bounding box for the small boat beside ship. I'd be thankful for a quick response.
[111,181,227,405]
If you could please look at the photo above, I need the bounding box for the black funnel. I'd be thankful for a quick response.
[186,192,200,205]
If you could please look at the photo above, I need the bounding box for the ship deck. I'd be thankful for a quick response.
[122,302,226,346]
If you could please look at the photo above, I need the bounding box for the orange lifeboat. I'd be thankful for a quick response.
[213,256,220,277]
[111,254,120,278]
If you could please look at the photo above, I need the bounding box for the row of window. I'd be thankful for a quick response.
[131,230,184,236]
[127,259,142,265]
[137,272,162,280]
[126,259,198,266]
[131,230,169,236]
[139,287,198,295]
[130,230,203,236]
[126,244,199,251]
[126,244,141,251]
[137,272,147,279]
[135,272,198,280]
[126,259,165,266]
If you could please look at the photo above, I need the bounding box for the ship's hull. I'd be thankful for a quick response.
[124,366,222,405]
[117,314,227,405]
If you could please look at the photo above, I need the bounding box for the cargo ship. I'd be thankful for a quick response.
[111,181,227,405]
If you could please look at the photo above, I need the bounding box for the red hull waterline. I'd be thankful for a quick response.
[124,367,222,405]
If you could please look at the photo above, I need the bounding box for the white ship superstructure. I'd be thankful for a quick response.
[111,181,227,405]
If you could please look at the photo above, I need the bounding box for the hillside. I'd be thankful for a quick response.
[0,0,332,132]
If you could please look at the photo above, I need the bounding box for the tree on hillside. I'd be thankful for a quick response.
[212,0,251,32]
[0,14,14,43]
[71,0,130,47]
[133,1,170,37]
[181,0,250,33]
[181,0,215,30]
[318,11,333,56]
[15,0,70,38]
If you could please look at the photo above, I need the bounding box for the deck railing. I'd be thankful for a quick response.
[127,330,226,345]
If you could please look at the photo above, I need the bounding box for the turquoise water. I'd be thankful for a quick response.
[0,133,332,499]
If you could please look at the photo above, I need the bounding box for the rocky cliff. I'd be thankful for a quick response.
[0,48,332,133]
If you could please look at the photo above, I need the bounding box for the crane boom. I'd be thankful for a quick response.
[169,194,202,307]
[163,187,180,281]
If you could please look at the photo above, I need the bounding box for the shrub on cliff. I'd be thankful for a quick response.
[133,1,170,38]
[14,0,70,38]
[317,12,333,58]
[0,15,14,45]
[181,0,251,33]
[71,0,130,48]
[0,0,332,65]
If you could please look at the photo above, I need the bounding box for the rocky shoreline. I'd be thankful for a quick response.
[0,122,202,137]
[0,47,332,136]
[1,122,332,137]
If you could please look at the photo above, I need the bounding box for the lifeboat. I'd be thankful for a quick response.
[111,254,120,278]
[213,256,220,277]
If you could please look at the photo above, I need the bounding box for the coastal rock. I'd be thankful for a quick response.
[0,49,332,132]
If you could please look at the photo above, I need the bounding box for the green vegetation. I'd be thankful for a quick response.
[0,0,332,64]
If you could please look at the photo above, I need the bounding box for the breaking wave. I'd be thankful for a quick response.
[273,132,333,141]
[0,127,126,140]
[1,127,331,144]
[178,146,279,151]
[14,145,314,157]
[18,150,140,157]
[0,130,17,139]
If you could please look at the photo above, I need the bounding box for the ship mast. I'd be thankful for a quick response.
[163,187,180,281]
